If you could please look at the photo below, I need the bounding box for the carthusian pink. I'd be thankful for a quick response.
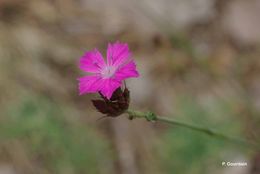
[78,41,139,99]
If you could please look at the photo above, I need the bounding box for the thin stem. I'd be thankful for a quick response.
[126,110,258,149]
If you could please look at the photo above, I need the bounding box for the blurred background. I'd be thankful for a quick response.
[0,0,260,173]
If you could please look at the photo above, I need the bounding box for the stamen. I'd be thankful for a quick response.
[101,66,116,78]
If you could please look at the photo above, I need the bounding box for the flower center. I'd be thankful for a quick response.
[101,66,116,78]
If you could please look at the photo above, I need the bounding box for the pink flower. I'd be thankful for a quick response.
[78,42,139,99]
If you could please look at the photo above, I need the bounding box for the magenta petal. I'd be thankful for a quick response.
[78,75,104,95]
[100,79,121,99]
[79,49,105,73]
[106,42,131,67]
[115,61,139,81]
[78,41,140,99]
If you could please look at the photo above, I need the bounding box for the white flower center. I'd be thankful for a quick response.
[101,66,116,78]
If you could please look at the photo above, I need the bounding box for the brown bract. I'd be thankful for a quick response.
[92,87,130,117]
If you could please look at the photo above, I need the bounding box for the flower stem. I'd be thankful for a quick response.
[126,110,258,149]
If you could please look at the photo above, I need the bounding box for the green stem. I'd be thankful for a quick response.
[126,110,257,148]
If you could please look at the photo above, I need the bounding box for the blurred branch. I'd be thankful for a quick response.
[126,110,259,150]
